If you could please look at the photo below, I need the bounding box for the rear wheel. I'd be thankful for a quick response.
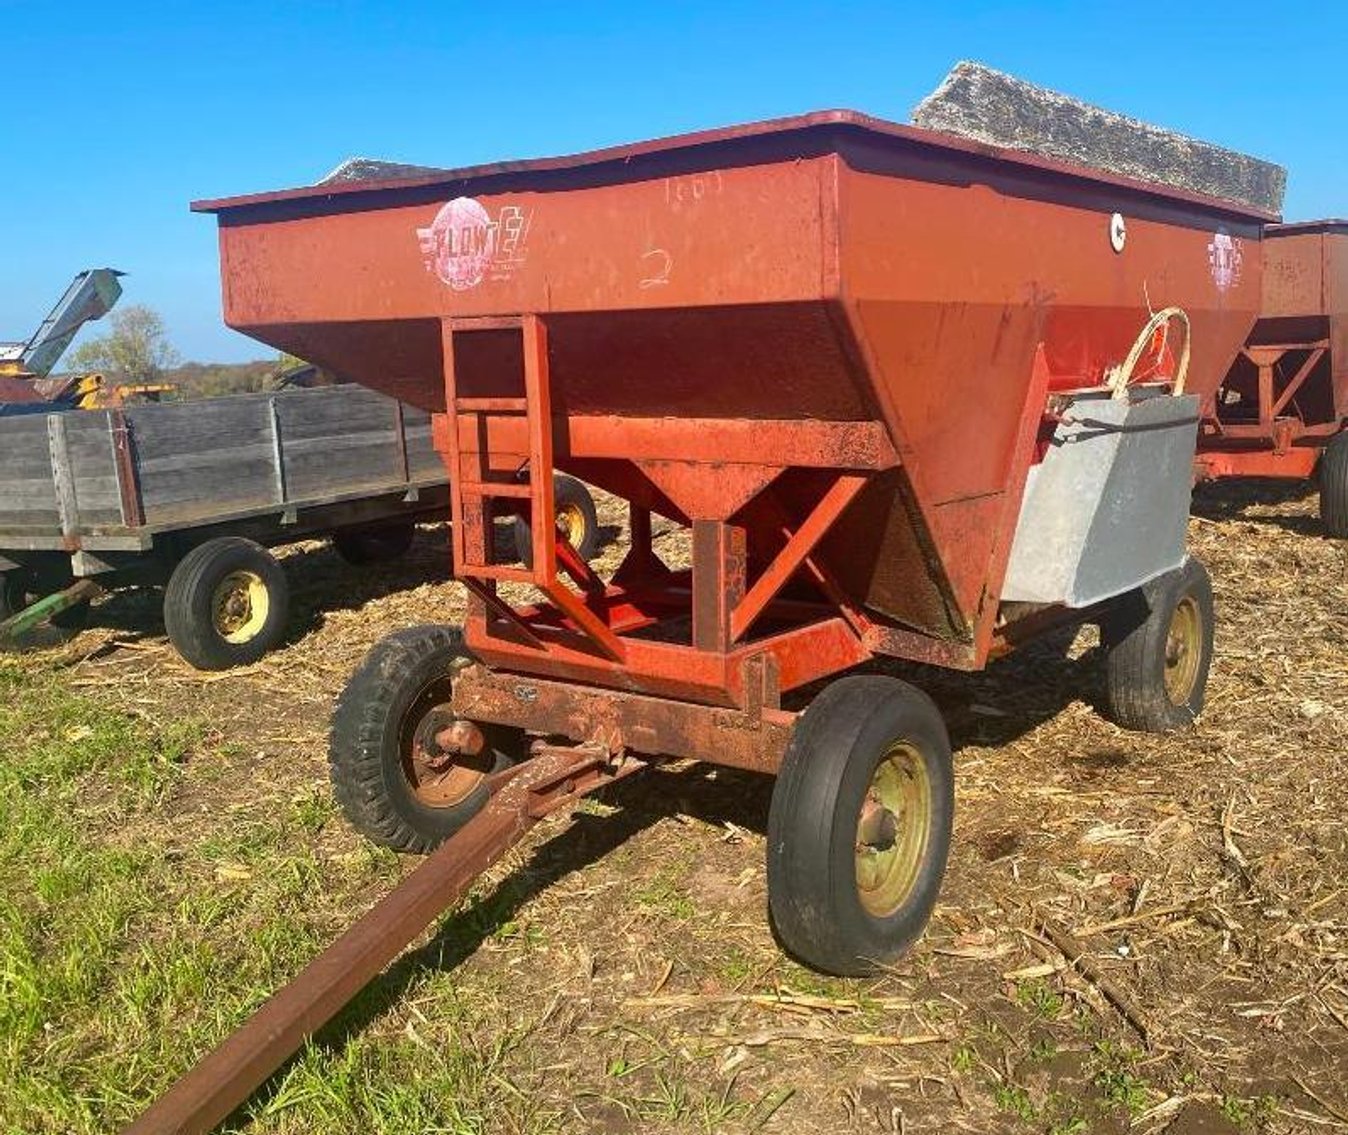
[163,537,289,670]
[0,573,28,621]
[329,625,522,853]
[1319,431,1348,538]
[767,675,954,976]
[513,473,600,565]
[1100,556,1214,732]
[333,521,416,565]
[0,571,90,633]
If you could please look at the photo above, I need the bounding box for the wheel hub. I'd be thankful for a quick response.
[855,743,932,918]
[557,502,586,549]
[211,571,269,644]
[401,695,493,808]
[1163,595,1202,703]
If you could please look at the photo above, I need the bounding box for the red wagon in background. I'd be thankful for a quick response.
[1198,220,1348,534]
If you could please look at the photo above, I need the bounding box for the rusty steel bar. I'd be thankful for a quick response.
[730,474,867,643]
[521,313,556,583]
[121,748,634,1135]
[440,321,472,582]
[455,416,901,470]
[1193,447,1321,480]
[106,407,144,528]
[454,662,796,773]
[1270,347,1328,420]
[691,520,745,652]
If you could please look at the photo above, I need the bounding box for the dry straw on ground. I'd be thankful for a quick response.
[15,478,1348,1133]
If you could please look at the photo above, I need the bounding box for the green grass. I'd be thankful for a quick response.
[950,1042,977,1073]
[634,874,696,920]
[1221,1094,1279,1129]
[0,659,560,1134]
[993,1082,1035,1121]
[1014,978,1064,1020]
[1090,1041,1152,1117]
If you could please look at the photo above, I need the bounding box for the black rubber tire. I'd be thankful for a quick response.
[0,571,90,632]
[513,473,601,566]
[0,573,26,621]
[1319,431,1348,538]
[162,537,289,670]
[767,675,954,976]
[329,625,522,853]
[1100,556,1215,733]
[333,521,416,565]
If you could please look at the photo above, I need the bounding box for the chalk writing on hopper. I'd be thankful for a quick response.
[417,197,533,290]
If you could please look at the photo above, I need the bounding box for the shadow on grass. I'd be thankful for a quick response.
[180,626,1109,1130]
[208,623,1109,1124]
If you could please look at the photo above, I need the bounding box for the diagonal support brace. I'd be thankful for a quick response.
[730,473,868,643]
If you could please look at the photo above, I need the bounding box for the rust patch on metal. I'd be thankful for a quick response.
[454,662,794,774]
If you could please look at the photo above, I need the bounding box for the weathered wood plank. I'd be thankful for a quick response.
[139,466,276,521]
[64,412,122,518]
[126,397,274,453]
[275,388,394,440]
[47,414,81,540]
[2,386,451,544]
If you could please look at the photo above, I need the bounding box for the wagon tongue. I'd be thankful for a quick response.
[912,61,1285,216]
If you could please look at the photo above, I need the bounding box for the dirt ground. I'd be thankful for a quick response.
[17,478,1348,1134]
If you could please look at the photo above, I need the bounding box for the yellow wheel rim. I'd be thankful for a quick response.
[557,502,587,550]
[855,742,933,918]
[1163,595,1203,703]
[212,570,269,644]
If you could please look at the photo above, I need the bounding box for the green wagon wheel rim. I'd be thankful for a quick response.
[1163,595,1203,703]
[854,742,933,918]
[211,570,269,644]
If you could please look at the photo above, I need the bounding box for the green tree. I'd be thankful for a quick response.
[68,305,180,383]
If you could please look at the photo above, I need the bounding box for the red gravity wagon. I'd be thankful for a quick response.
[121,80,1285,1135]
[194,111,1264,972]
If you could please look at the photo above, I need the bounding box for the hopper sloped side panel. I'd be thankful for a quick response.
[825,151,1261,630]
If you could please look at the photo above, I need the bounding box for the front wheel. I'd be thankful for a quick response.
[163,537,290,670]
[1319,431,1348,538]
[1100,556,1215,732]
[767,676,954,976]
[329,626,522,853]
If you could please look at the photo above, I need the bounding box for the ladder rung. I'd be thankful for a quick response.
[458,480,532,499]
[455,397,528,413]
[460,564,534,584]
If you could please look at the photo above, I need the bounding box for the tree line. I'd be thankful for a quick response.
[66,305,305,400]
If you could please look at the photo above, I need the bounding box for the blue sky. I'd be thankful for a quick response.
[3,1,1344,363]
